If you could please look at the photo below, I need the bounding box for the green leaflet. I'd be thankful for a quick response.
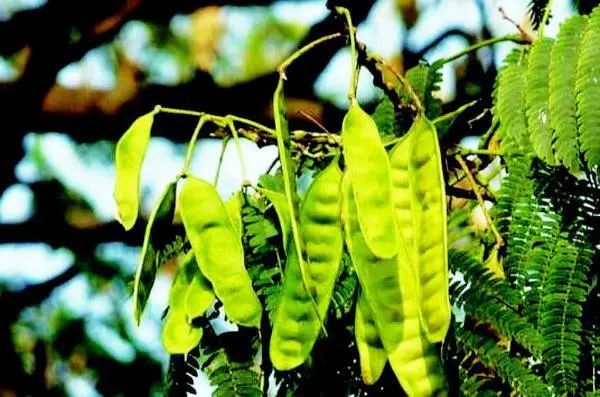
[355,291,387,385]
[406,116,450,343]
[162,255,203,355]
[114,111,155,230]
[270,162,343,370]
[257,187,291,249]
[526,37,557,165]
[342,103,398,259]
[406,61,443,119]
[576,6,600,169]
[550,15,587,173]
[497,52,530,153]
[132,181,177,324]
[458,328,548,397]
[180,176,262,328]
[342,175,447,396]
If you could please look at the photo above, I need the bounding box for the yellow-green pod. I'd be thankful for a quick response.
[342,103,398,259]
[132,181,177,324]
[225,191,243,238]
[342,175,447,396]
[355,291,387,385]
[162,256,202,354]
[270,162,344,370]
[180,176,262,328]
[162,312,202,355]
[270,245,320,370]
[114,111,155,230]
[258,187,291,248]
[407,116,450,342]
[181,251,215,322]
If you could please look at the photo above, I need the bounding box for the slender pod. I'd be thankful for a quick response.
[181,251,215,322]
[180,176,262,328]
[270,162,344,370]
[342,175,447,396]
[258,187,291,249]
[225,191,243,238]
[355,291,387,385]
[114,111,155,230]
[132,181,177,324]
[273,77,322,327]
[162,255,202,354]
[407,116,450,343]
[342,103,398,259]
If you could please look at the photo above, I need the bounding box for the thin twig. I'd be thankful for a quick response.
[498,7,534,43]
[455,154,504,249]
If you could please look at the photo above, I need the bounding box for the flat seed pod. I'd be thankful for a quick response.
[342,175,447,396]
[407,116,450,343]
[355,291,387,385]
[181,251,215,322]
[114,111,155,230]
[225,191,243,238]
[342,103,398,259]
[162,255,202,355]
[132,181,177,324]
[180,176,262,328]
[270,162,343,370]
[258,187,291,249]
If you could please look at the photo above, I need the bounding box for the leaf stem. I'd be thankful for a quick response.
[227,119,249,184]
[455,154,504,249]
[439,34,528,65]
[182,116,207,175]
[278,33,343,75]
[336,7,359,102]
[214,136,230,186]
[433,100,479,126]
[158,106,203,117]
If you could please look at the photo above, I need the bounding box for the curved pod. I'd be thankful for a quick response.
[342,175,447,396]
[407,116,450,343]
[355,291,387,385]
[342,103,398,259]
[114,111,155,230]
[270,162,344,370]
[180,176,262,328]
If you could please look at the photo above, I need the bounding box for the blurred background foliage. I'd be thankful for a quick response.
[0,0,597,395]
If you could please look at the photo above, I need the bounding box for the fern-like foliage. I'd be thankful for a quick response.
[168,346,201,396]
[550,15,587,174]
[458,328,549,396]
[526,37,557,165]
[539,231,593,395]
[576,6,600,169]
[406,60,443,119]
[449,250,544,359]
[496,50,530,153]
[199,340,262,397]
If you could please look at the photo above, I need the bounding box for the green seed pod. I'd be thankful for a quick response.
[181,251,215,322]
[407,116,450,343]
[342,103,398,259]
[180,176,262,328]
[342,174,447,396]
[270,162,344,370]
[114,111,155,230]
[162,255,202,355]
[355,291,387,385]
[133,181,177,324]
[225,191,243,238]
